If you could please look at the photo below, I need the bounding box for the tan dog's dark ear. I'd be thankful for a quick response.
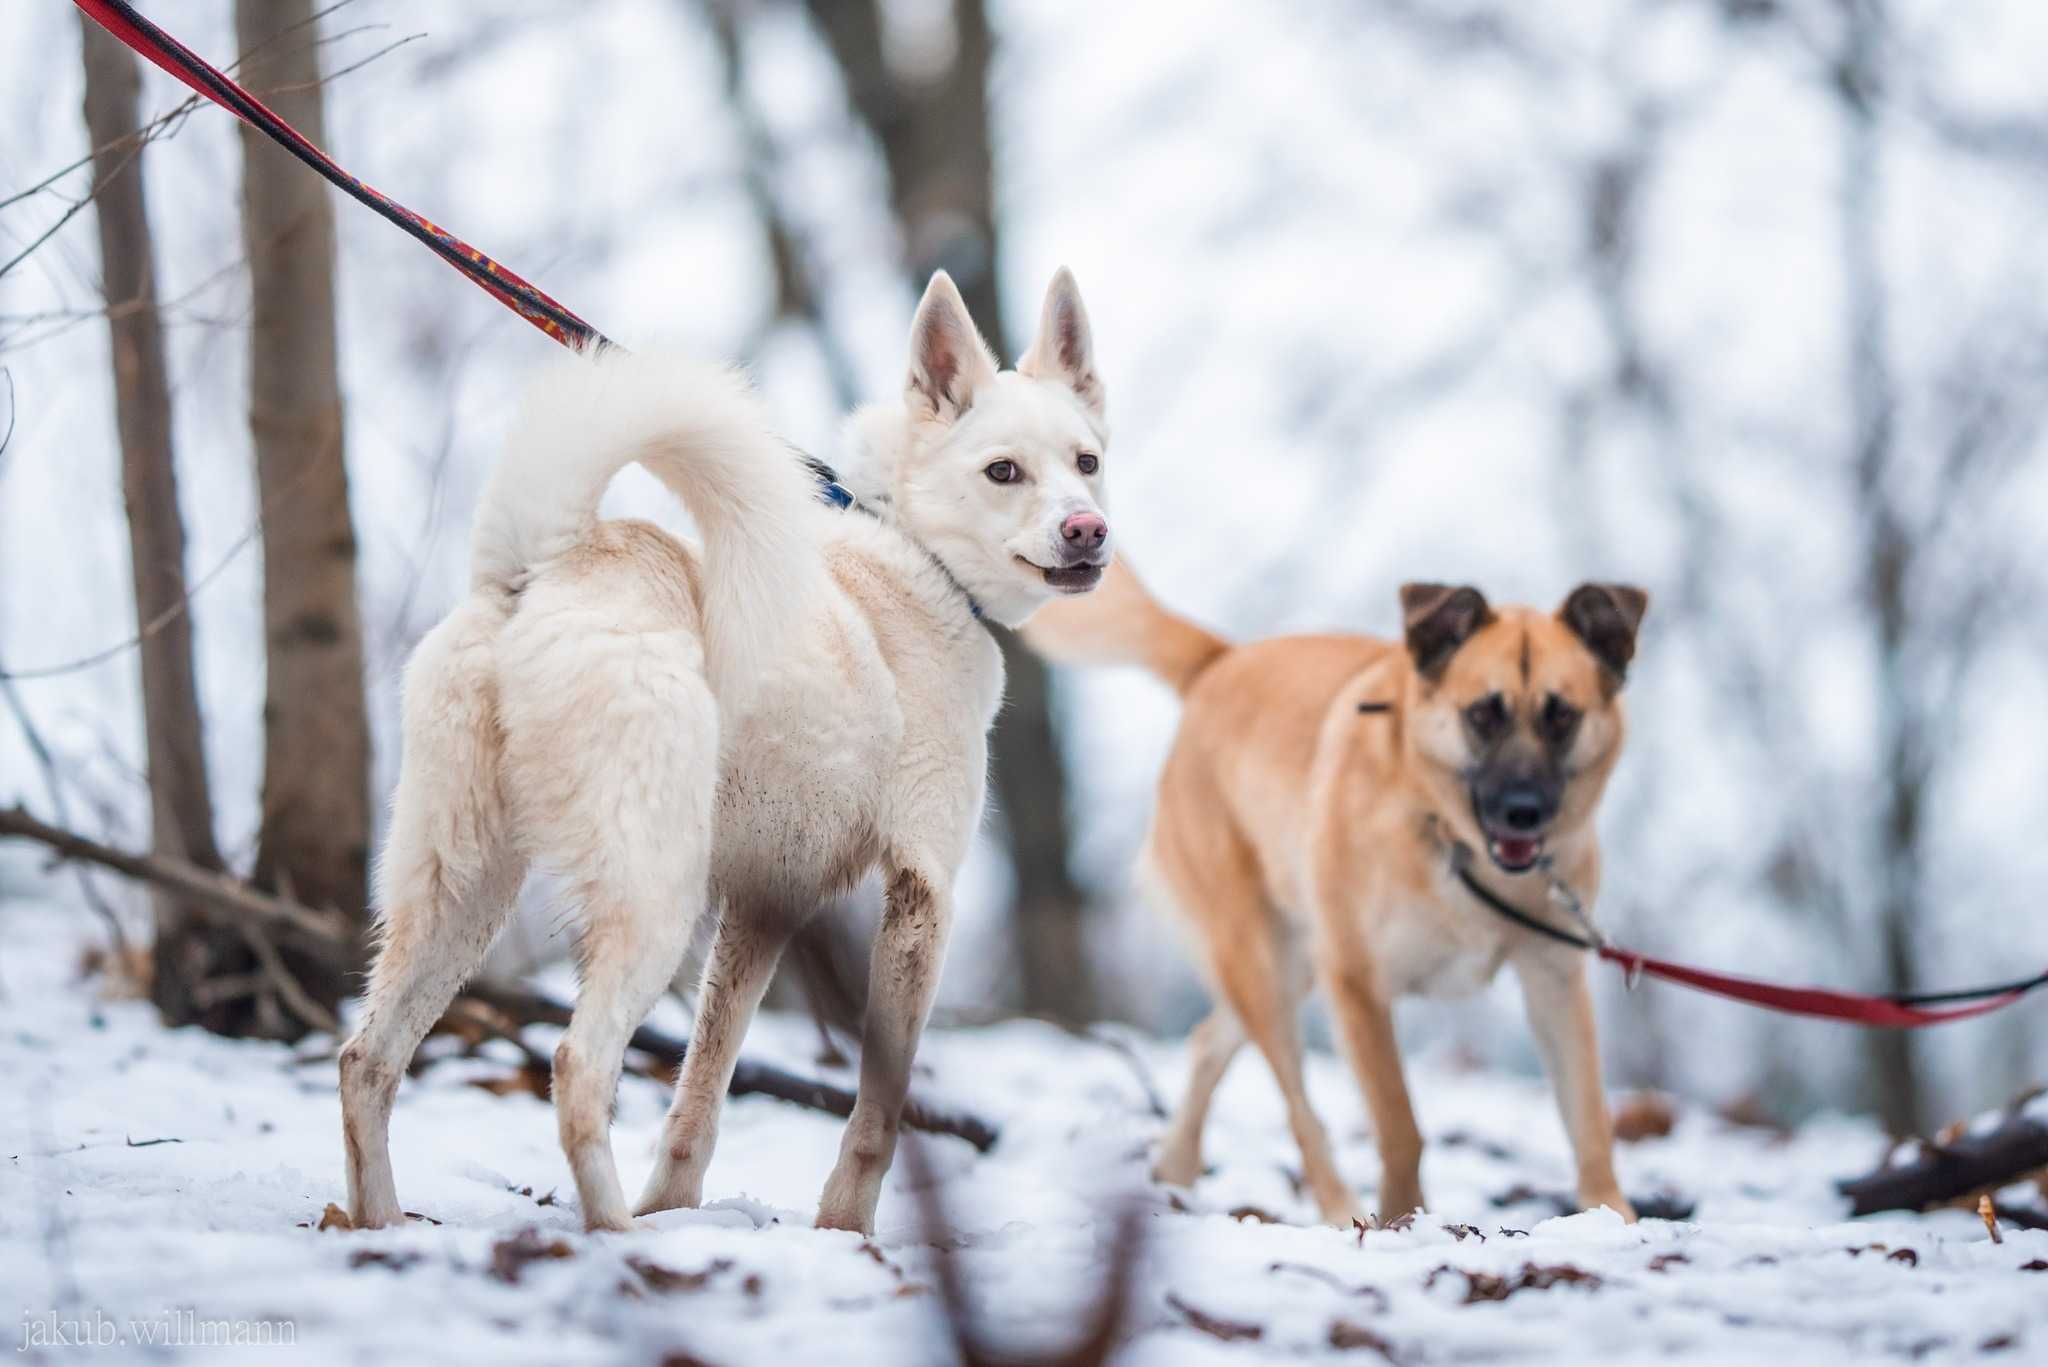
[1018,266,1104,418]
[1558,583,1649,683]
[1400,583,1493,681]
[906,270,998,424]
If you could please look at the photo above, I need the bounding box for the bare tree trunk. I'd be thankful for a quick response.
[77,13,242,1029]
[805,0,1097,1022]
[1836,0,1926,1136]
[234,0,372,1018]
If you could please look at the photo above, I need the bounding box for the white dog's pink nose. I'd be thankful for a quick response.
[1060,511,1108,554]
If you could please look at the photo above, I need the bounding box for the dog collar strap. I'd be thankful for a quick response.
[1450,846,2048,1027]
[805,458,983,623]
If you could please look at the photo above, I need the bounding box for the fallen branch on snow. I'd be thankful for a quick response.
[460,981,997,1153]
[1837,1089,2048,1218]
[1,803,1000,1151]
[2,804,350,948]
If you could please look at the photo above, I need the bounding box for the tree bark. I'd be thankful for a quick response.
[234,0,372,1019]
[78,13,245,1030]
[804,0,1097,1022]
[1835,0,1926,1137]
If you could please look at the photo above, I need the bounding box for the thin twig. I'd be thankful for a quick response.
[0,673,131,956]
[269,31,425,94]
[0,0,362,216]
[235,919,340,1034]
[2,1,400,286]
[0,368,15,476]
[1072,1023,1169,1119]
[0,443,326,681]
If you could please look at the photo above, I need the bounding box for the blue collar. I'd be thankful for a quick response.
[807,459,984,622]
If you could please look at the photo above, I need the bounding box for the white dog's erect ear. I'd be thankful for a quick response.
[906,270,998,424]
[1019,266,1103,418]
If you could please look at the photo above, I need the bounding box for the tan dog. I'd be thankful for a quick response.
[1026,563,1648,1224]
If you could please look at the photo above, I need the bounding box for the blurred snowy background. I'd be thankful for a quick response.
[4,0,2047,1140]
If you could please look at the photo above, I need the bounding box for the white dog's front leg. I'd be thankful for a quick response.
[1514,954,1635,1221]
[816,859,954,1234]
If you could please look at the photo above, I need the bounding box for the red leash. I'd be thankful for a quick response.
[74,0,608,352]
[1594,946,2045,1027]
[1454,862,2048,1028]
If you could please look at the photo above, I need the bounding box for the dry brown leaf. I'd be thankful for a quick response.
[628,1255,734,1295]
[1980,1194,2004,1245]
[1613,1092,1677,1143]
[487,1227,574,1284]
[1429,1261,1603,1304]
[1329,1318,1399,1359]
[316,1202,353,1232]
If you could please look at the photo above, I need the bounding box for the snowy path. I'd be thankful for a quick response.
[3,902,2042,1364]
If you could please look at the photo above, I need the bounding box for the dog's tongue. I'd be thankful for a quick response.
[1491,836,1541,869]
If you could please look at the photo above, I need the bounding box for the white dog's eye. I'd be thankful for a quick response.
[984,459,1021,484]
[1077,452,1100,475]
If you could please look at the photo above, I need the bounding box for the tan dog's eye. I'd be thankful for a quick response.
[984,459,1021,484]
[1077,452,1100,475]
[1463,693,1508,739]
[1541,693,1581,745]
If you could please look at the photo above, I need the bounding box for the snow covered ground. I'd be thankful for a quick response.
[3,898,2042,1365]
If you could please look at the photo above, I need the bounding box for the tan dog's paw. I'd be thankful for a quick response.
[1580,1189,1638,1223]
[1371,1179,1424,1228]
[1319,1195,1364,1229]
[1150,1148,1202,1190]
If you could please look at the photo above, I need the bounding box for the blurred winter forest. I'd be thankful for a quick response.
[3,0,2045,1140]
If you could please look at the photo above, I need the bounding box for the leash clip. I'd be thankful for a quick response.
[1542,863,1609,953]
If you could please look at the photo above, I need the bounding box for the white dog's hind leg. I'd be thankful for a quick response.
[816,860,954,1234]
[552,873,697,1232]
[341,602,522,1230]
[636,910,793,1216]
[508,631,717,1233]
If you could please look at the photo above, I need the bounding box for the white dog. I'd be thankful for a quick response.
[339,269,1112,1235]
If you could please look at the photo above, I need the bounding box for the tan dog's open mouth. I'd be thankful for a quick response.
[1486,834,1545,874]
[1019,557,1105,594]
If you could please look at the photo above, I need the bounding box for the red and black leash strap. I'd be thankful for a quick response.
[1454,865,2048,1028]
[74,0,610,353]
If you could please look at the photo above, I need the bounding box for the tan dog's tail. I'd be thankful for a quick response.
[1022,556,1228,695]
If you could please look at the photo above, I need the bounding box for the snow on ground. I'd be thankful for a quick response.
[2,899,2042,1365]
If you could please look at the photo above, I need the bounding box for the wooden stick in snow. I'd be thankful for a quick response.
[1,804,350,948]
[1837,1090,2048,1216]
[0,804,1001,1151]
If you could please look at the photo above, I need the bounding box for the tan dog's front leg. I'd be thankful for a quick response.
[1514,955,1635,1221]
[1321,962,1426,1222]
[816,862,953,1234]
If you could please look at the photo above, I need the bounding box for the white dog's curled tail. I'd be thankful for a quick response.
[471,345,823,704]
